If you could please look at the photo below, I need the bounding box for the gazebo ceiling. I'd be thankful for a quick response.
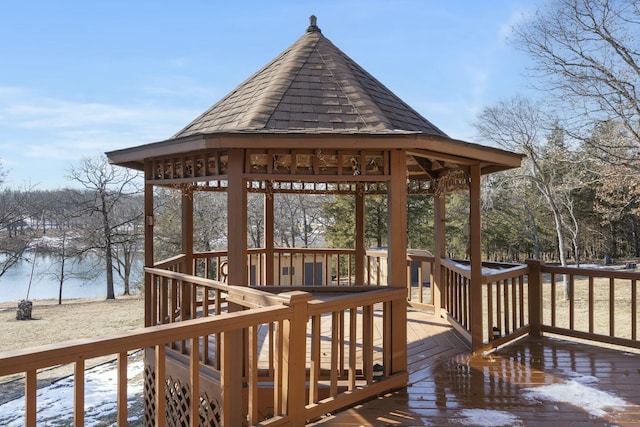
[107,16,522,177]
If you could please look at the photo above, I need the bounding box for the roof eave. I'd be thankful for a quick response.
[106,132,522,174]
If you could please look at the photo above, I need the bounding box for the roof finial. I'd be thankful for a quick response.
[307,15,321,33]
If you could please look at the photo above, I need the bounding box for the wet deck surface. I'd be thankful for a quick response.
[309,309,640,427]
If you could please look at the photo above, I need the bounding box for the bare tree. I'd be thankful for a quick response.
[515,0,640,167]
[68,156,142,299]
[475,96,584,297]
[0,161,32,278]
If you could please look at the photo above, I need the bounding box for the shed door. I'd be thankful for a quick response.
[304,262,323,286]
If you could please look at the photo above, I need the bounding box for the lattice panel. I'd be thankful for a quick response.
[166,378,190,426]
[199,392,223,427]
[143,365,156,426]
[143,363,223,427]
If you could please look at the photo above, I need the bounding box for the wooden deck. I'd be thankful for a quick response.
[310,309,640,427]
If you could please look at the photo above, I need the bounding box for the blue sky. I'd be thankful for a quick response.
[0,0,536,189]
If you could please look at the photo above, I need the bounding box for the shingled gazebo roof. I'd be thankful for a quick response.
[173,16,447,138]
[107,16,522,175]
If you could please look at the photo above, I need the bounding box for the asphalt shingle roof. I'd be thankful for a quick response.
[172,16,448,139]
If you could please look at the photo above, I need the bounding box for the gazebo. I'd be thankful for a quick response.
[106,16,522,426]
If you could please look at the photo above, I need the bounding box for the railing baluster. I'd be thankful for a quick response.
[274,319,284,416]
[247,326,259,425]
[363,304,373,384]
[155,344,166,427]
[518,275,524,328]
[610,277,615,337]
[25,369,36,426]
[74,360,85,426]
[589,276,594,334]
[190,336,200,427]
[550,273,557,327]
[633,279,637,340]
[309,314,321,404]
[348,307,357,390]
[330,311,339,397]
[117,352,128,427]
[511,278,517,332]
[569,274,575,330]
[503,279,510,335]
[487,280,494,342]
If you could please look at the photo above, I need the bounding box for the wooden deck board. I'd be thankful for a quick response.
[309,309,640,427]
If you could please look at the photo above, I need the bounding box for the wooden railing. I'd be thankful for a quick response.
[186,248,434,304]
[0,300,292,426]
[529,260,639,350]
[0,263,407,426]
[439,258,640,353]
[439,258,531,352]
[147,266,409,425]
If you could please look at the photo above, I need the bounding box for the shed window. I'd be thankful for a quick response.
[282,266,295,276]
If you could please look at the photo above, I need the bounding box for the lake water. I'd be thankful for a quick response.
[0,253,143,303]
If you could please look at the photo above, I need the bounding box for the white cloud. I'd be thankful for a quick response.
[0,86,204,187]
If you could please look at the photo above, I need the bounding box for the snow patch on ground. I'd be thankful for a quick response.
[524,378,628,418]
[458,409,523,426]
[0,358,144,426]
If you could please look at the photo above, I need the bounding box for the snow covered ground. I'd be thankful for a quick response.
[0,357,144,427]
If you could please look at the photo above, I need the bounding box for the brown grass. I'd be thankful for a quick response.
[0,295,145,353]
[0,295,145,404]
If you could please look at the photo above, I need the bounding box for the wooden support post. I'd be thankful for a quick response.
[182,186,194,320]
[433,192,445,316]
[265,183,274,285]
[388,149,408,373]
[526,259,543,337]
[144,161,155,327]
[281,291,312,426]
[182,186,194,275]
[222,148,247,426]
[227,148,248,287]
[355,183,365,284]
[468,164,484,354]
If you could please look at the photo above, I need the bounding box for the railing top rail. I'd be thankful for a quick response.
[153,253,187,269]
[406,250,435,261]
[192,250,228,258]
[440,258,472,278]
[482,264,529,283]
[440,258,528,282]
[144,267,228,290]
[540,263,640,280]
[0,304,291,376]
[307,287,405,315]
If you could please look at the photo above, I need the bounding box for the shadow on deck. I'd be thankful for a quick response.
[310,309,640,427]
